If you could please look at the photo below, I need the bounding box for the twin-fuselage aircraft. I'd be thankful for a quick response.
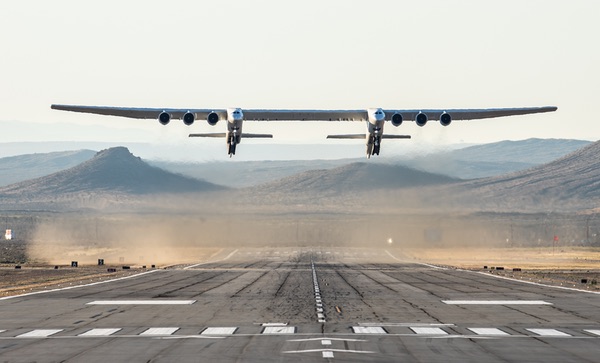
[51,104,557,158]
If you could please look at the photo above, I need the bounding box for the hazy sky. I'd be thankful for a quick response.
[1,1,598,160]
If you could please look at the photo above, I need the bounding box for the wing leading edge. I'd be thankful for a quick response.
[51,104,556,122]
[51,103,557,158]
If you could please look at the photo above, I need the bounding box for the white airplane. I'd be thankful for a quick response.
[51,104,557,158]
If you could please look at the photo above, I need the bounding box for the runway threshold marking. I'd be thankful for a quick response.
[584,330,600,336]
[442,300,552,305]
[357,323,455,327]
[140,327,179,336]
[410,327,448,335]
[201,327,238,335]
[352,326,387,334]
[263,326,295,334]
[87,300,196,305]
[78,328,121,336]
[17,329,63,338]
[468,328,509,336]
[526,329,571,337]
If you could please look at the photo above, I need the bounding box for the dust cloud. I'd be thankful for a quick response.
[25,209,522,266]
[22,188,600,267]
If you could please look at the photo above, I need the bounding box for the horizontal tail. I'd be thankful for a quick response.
[327,134,411,139]
[189,133,272,138]
[189,133,226,138]
[327,134,366,139]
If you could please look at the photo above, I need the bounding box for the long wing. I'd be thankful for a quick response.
[51,104,226,120]
[51,104,556,122]
[382,106,557,121]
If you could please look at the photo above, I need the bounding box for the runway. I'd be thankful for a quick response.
[1,247,600,362]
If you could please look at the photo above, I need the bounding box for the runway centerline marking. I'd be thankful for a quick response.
[283,349,375,355]
[323,351,334,358]
[87,300,196,305]
[443,300,552,305]
[287,337,367,342]
[17,329,63,338]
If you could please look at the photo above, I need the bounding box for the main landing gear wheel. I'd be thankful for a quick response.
[373,137,381,155]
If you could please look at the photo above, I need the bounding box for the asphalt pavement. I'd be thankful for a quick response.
[1,247,599,362]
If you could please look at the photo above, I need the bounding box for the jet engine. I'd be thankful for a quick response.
[416,112,428,127]
[207,112,219,126]
[440,112,452,126]
[391,113,403,126]
[158,111,171,125]
[182,112,195,126]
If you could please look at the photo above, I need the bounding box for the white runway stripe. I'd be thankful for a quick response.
[262,326,295,334]
[468,328,509,336]
[526,328,571,337]
[87,300,195,305]
[411,327,448,335]
[17,329,63,338]
[201,327,237,335]
[322,351,334,358]
[352,326,387,334]
[443,300,552,305]
[140,327,179,336]
[584,329,600,336]
[79,328,121,336]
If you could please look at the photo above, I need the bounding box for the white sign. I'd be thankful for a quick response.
[5,229,11,240]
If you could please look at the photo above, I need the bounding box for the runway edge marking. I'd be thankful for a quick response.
[0,270,161,301]
[469,270,600,295]
[384,250,446,270]
[184,249,239,269]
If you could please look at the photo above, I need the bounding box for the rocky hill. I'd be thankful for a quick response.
[253,162,457,195]
[0,150,96,187]
[454,140,600,211]
[0,147,224,198]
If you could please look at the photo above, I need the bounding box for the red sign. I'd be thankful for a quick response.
[554,235,559,242]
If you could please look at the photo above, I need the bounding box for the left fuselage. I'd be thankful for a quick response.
[227,108,244,145]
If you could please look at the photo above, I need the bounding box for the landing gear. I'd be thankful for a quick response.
[227,134,237,157]
[373,136,381,155]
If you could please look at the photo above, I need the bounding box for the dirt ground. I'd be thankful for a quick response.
[403,246,600,292]
[1,246,600,298]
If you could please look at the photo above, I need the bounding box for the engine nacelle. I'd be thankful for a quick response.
[207,112,219,126]
[415,112,428,127]
[440,112,452,126]
[158,111,171,125]
[182,112,195,126]
[391,113,403,127]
